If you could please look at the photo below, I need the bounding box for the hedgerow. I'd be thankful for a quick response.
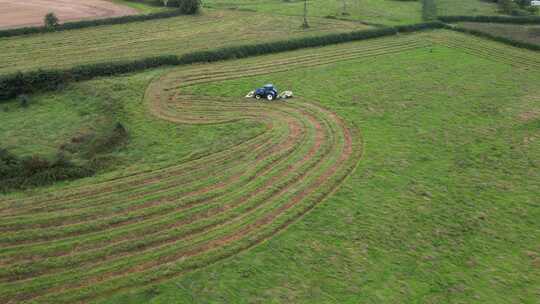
[438,15,540,24]
[0,10,185,39]
[0,22,445,102]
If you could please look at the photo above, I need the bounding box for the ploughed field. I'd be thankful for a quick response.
[0,31,539,303]
[0,10,365,75]
[0,0,137,29]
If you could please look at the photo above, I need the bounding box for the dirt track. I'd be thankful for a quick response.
[0,0,137,29]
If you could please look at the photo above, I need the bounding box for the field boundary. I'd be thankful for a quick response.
[439,15,540,24]
[0,22,445,102]
[0,9,183,39]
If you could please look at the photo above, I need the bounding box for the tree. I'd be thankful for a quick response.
[341,0,349,16]
[178,0,201,14]
[302,0,309,28]
[44,12,59,29]
[162,0,201,14]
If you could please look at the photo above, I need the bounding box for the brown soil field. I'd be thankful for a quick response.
[0,0,137,29]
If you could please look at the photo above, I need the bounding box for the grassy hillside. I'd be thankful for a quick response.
[0,10,365,75]
[1,31,539,303]
[206,0,423,25]
[436,0,501,16]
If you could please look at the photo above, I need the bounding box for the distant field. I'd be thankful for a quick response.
[1,30,539,303]
[111,0,171,13]
[0,0,137,29]
[457,22,540,46]
[206,0,423,25]
[436,0,500,16]
[0,10,366,75]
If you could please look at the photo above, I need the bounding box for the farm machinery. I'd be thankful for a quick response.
[245,84,293,101]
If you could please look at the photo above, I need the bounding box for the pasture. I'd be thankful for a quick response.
[435,0,500,16]
[1,30,539,303]
[205,0,423,25]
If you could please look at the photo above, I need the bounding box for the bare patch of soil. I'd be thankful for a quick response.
[0,0,137,29]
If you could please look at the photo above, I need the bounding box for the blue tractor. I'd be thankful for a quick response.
[254,84,278,101]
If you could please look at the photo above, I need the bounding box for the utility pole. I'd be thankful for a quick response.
[302,0,309,28]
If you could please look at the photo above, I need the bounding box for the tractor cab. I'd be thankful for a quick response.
[254,84,278,101]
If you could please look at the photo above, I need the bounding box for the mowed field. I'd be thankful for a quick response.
[0,0,137,29]
[1,30,539,303]
[0,10,366,75]
[457,22,540,46]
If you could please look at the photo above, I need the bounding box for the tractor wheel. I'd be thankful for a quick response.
[255,95,261,100]
[267,94,274,101]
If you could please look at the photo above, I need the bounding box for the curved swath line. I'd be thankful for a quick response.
[0,35,424,209]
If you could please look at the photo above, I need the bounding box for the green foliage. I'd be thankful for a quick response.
[44,12,59,29]
[176,0,201,14]
[0,22,444,102]
[0,118,128,192]
[18,94,30,108]
[0,149,94,192]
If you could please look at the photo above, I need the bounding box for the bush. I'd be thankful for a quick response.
[18,94,30,108]
[180,0,201,14]
[0,149,94,192]
[44,12,59,29]
[0,22,445,102]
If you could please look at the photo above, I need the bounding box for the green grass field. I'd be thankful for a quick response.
[206,0,422,25]
[1,30,539,303]
[110,0,172,13]
[0,9,365,75]
[436,0,501,16]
